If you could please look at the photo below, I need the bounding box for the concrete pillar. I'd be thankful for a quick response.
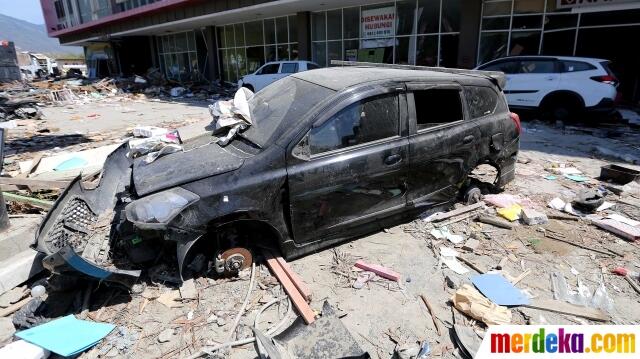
[204,26,220,82]
[457,0,483,69]
[0,128,8,232]
[297,12,311,61]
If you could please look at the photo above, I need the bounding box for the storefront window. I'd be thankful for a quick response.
[483,0,512,16]
[541,29,575,56]
[157,31,199,82]
[217,17,298,83]
[513,0,544,14]
[509,31,540,56]
[478,32,508,64]
[312,1,459,67]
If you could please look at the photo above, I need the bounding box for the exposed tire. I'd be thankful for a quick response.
[540,93,584,123]
[242,84,254,92]
[463,185,483,205]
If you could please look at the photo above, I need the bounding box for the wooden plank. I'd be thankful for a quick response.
[17,154,42,179]
[263,250,315,324]
[477,215,514,229]
[274,255,312,302]
[525,299,610,322]
[354,260,401,281]
[425,201,484,222]
[2,192,54,209]
[0,177,69,189]
[592,218,640,242]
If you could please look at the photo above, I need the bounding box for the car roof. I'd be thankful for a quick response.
[483,55,609,64]
[263,60,314,65]
[292,66,471,91]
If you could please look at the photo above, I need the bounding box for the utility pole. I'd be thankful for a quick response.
[0,128,9,232]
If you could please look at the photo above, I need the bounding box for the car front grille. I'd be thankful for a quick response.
[45,197,98,253]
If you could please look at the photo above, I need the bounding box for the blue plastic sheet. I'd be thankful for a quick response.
[16,315,115,357]
[472,273,530,306]
[54,157,88,171]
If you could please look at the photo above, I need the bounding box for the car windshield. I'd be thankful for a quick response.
[241,76,334,148]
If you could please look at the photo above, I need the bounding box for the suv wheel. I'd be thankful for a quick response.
[242,84,254,92]
[540,94,583,123]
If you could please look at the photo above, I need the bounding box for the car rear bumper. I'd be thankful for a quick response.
[585,98,616,115]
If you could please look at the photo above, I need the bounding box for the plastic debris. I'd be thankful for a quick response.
[548,197,566,211]
[53,157,88,171]
[564,174,589,182]
[497,204,523,221]
[16,315,115,357]
[471,274,530,306]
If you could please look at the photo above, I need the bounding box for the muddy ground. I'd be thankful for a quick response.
[2,98,640,359]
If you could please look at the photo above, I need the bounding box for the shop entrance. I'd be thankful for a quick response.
[576,25,640,104]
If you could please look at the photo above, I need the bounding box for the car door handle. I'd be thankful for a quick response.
[462,135,475,144]
[384,154,402,165]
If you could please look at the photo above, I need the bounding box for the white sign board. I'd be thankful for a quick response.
[557,0,638,8]
[361,6,395,40]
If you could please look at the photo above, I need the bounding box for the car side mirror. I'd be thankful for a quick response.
[292,133,310,161]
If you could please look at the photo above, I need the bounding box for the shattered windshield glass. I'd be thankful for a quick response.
[242,76,334,147]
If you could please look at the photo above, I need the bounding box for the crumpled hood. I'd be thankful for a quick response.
[133,136,245,196]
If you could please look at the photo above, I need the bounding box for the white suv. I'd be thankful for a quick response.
[238,61,320,93]
[476,56,618,121]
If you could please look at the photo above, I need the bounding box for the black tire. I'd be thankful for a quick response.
[463,186,483,205]
[242,84,254,92]
[540,94,584,123]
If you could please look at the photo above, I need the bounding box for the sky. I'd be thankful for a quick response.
[0,0,45,24]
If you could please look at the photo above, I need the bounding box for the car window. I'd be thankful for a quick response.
[307,63,320,70]
[281,63,299,74]
[481,60,519,74]
[465,86,498,119]
[562,61,596,72]
[518,60,556,74]
[413,89,463,131]
[258,64,280,75]
[309,94,399,155]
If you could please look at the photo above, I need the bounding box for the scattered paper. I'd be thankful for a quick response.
[440,247,469,275]
[431,227,464,244]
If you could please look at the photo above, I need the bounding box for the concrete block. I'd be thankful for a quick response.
[0,249,44,296]
[522,208,549,225]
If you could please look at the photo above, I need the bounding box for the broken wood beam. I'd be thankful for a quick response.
[419,294,443,336]
[544,233,615,257]
[0,177,69,190]
[0,297,31,317]
[263,250,315,324]
[457,256,486,274]
[525,299,610,322]
[425,201,485,222]
[1,192,54,209]
[477,214,514,229]
[354,260,401,281]
[592,218,640,242]
[274,256,312,302]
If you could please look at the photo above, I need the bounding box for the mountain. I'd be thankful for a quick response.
[0,13,83,56]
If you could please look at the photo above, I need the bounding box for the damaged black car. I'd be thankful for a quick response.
[35,63,520,286]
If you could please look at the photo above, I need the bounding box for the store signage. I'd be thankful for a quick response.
[557,0,637,8]
[361,7,395,39]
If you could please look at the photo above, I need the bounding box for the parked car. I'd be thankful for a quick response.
[36,64,520,286]
[238,60,320,92]
[476,56,618,121]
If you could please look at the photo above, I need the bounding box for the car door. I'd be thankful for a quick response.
[286,88,409,245]
[507,58,560,107]
[405,83,482,208]
[252,63,281,91]
[276,62,299,80]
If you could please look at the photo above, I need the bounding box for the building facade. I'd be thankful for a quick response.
[41,0,640,102]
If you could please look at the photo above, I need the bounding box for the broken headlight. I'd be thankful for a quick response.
[125,187,199,228]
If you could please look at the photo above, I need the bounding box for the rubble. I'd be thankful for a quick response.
[1,80,640,358]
